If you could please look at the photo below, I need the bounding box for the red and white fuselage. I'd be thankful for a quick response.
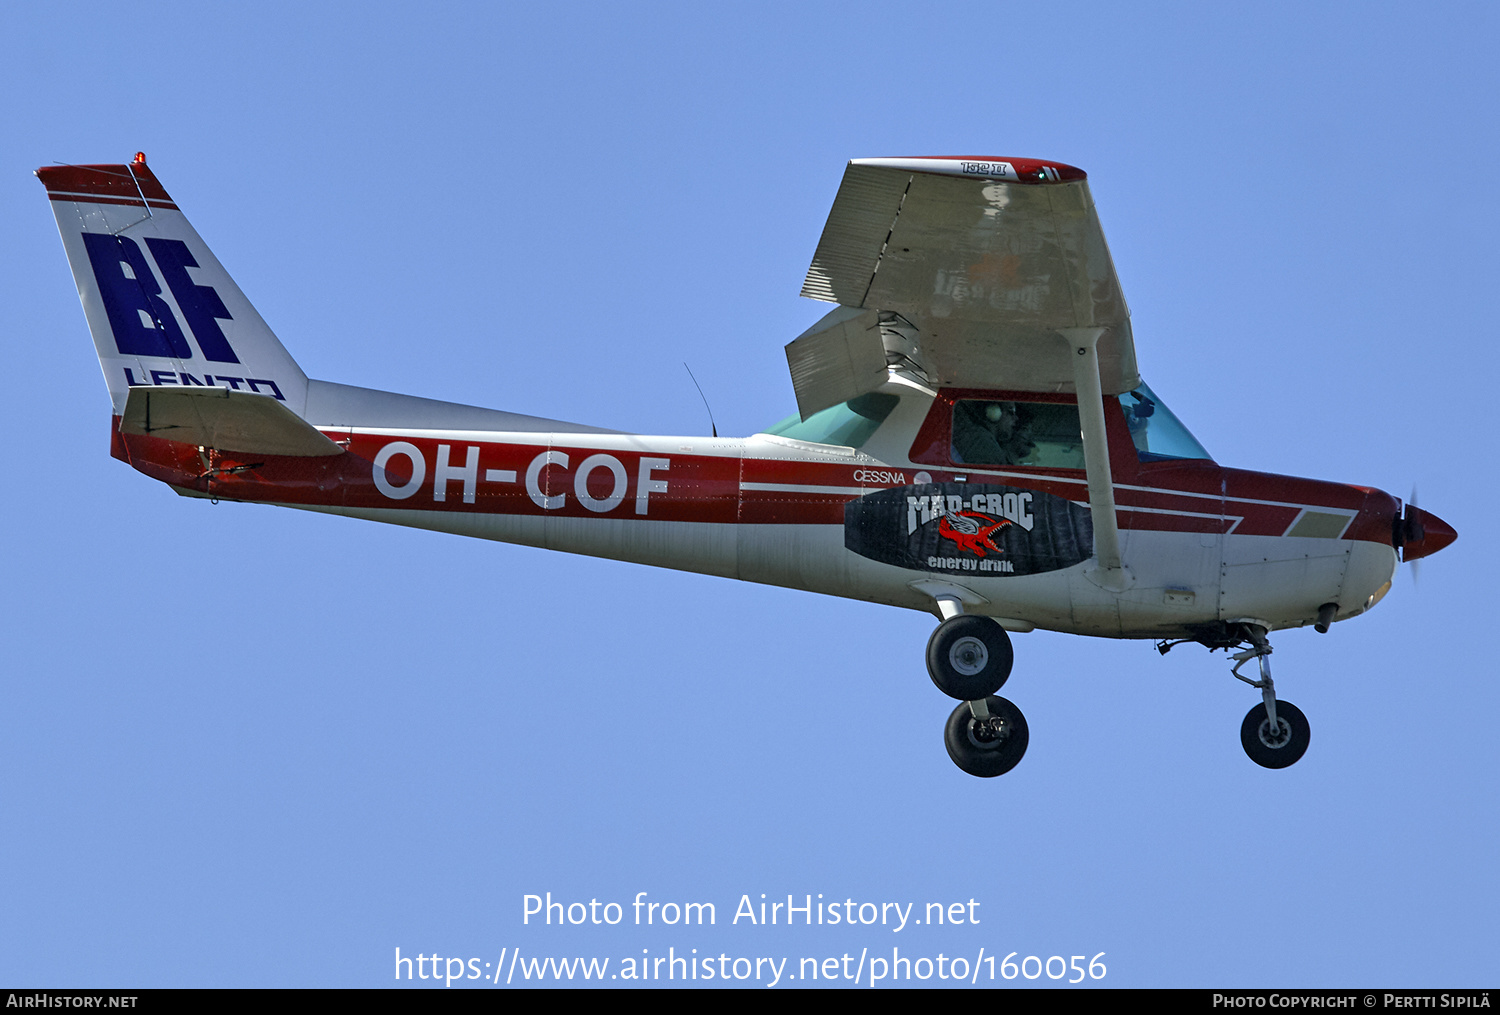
[42,155,1454,648]
[108,375,1414,639]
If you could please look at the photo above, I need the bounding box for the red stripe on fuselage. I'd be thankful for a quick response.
[108,421,1401,546]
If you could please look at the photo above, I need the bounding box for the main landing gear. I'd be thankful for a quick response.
[944,694,1029,778]
[1228,626,1310,769]
[926,607,1027,777]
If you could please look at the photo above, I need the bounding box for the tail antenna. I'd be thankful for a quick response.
[683,363,718,438]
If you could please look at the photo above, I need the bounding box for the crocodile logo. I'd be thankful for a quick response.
[937,510,1012,557]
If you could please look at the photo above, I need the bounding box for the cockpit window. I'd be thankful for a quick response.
[1116,384,1213,462]
[761,392,900,449]
[951,400,1085,469]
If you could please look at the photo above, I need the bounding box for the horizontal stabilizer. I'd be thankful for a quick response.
[119,386,344,457]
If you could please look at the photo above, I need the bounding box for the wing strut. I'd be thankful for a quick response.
[1062,327,1130,589]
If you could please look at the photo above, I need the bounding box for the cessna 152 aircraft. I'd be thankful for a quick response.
[39,153,1456,777]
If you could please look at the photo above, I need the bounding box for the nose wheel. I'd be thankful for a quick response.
[1240,700,1310,769]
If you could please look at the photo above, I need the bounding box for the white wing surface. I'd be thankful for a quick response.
[793,156,1139,415]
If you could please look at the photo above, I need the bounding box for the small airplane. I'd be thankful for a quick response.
[38,153,1457,777]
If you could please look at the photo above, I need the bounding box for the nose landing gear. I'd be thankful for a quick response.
[1229,626,1311,769]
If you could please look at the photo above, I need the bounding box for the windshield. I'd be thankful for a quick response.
[1116,383,1212,462]
[760,392,900,449]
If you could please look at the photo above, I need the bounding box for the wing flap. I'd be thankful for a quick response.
[119,385,344,457]
[783,306,889,420]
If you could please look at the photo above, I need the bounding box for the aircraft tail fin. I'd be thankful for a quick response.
[37,154,310,418]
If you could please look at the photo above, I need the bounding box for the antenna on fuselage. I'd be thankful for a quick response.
[683,363,718,438]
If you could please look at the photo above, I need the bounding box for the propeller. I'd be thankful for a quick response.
[1395,484,1457,582]
[1407,485,1420,588]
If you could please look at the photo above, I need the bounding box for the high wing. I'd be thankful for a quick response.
[790,156,1139,419]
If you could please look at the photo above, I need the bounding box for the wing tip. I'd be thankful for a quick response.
[850,156,1086,184]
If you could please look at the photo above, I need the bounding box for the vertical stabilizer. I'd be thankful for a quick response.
[37,154,309,417]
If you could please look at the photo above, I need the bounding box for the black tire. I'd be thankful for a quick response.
[1240,700,1310,769]
[944,696,1029,777]
[926,615,1014,701]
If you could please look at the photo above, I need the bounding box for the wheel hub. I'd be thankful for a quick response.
[967,716,1009,748]
[1257,717,1291,749]
[949,636,989,676]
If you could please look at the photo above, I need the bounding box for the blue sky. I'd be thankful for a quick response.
[2,1,1494,988]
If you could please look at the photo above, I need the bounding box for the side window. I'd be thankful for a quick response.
[761,392,900,448]
[951,400,1085,469]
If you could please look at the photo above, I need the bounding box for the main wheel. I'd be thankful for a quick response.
[926,615,1014,701]
[1240,700,1310,769]
[944,696,1029,777]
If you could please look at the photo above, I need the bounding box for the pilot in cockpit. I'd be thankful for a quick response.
[952,400,1037,465]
